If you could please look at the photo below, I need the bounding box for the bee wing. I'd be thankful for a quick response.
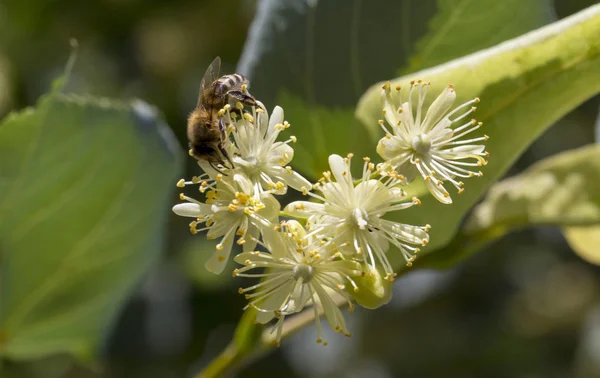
[197,56,221,109]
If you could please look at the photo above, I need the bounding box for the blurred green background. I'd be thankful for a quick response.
[1,0,600,377]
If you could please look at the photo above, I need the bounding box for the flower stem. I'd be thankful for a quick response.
[193,309,263,378]
[193,342,241,378]
[194,293,349,377]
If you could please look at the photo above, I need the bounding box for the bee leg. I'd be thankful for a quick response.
[227,91,258,108]
[219,144,235,169]
[218,119,228,139]
[209,160,228,176]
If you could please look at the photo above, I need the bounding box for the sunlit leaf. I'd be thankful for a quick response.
[356,4,600,270]
[418,144,600,268]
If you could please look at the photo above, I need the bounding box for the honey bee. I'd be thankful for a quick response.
[187,56,258,173]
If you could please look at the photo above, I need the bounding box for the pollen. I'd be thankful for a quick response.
[176,179,185,187]
[243,113,254,122]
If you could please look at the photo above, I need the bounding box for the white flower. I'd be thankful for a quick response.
[173,173,279,274]
[377,80,489,204]
[234,221,362,346]
[284,154,430,280]
[221,102,311,195]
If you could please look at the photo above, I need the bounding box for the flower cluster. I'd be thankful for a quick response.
[173,81,487,345]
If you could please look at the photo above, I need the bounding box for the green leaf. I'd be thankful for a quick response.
[466,144,600,232]
[356,4,600,270]
[406,0,554,73]
[276,91,373,177]
[417,144,600,268]
[0,91,183,360]
[180,238,235,291]
[238,0,552,178]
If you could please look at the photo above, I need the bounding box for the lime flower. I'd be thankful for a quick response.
[173,173,279,274]
[220,102,311,195]
[377,80,489,204]
[284,154,430,280]
[233,221,362,346]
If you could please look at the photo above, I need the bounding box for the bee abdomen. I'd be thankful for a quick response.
[215,74,248,95]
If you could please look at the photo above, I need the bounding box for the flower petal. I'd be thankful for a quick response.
[256,280,295,313]
[172,202,211,217]
[381,88,399,129]
[421,86,456,133]
[376,136,410,161]
[269,166,311,191]
[260,228,288,259]
[284,201,325,218]
[267,142,294,166]
[267,105,284,136]
[256,311,276,324]
[205,229,236,274]
[234,251,274,265]
[233,173,254,195]
[425,178,452,204]
[312,283,348,334]
[242,224,260,252]
[439,144,486,157]
[258,193,281,221]
[328,154,352,190]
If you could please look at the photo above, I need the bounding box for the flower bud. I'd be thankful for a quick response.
[349,264,393,309]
